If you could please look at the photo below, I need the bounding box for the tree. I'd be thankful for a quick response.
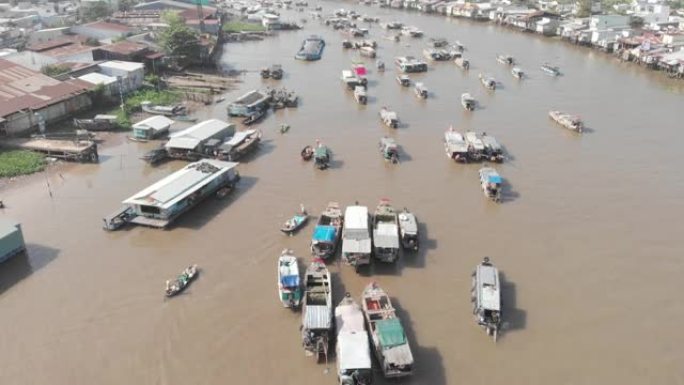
[41,64,71,77]
[575,0,592,17]
[81,1,112,22]
[629,16,645,29]
[159,11,201,65]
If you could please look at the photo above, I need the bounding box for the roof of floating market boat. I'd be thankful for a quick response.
[304,305,331,330]
[398,212,417,233]
[338,331,371,370]
[280,274,299,287]
[377,318,406,347]
[313,225,336,242]
[477,263,501,311]
[374,223,399,248]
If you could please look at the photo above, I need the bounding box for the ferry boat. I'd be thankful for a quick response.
[471,257,502,341]
[311,202,343,259]
[301,259,333,361]
[278,249,302,308]
[478,167,502,202]
[295,35,325,61]
[372,199,400,263]
[549,110,583,132]
[362,282,414,378]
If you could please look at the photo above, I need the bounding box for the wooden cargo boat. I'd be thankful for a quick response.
[310,202,343,259]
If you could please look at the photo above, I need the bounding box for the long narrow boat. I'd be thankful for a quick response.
[549,110,583,133]
[165,265,199,297]
[511,67,524,79]
[301,259,333,362]
[496,54,515,65]
[281,204,309,234]
[541,63,560,76]
[278,249,302,308]
[361,282,414,378]
[311,202,343,259]
[335,293,373,384]
[471,257,502,341]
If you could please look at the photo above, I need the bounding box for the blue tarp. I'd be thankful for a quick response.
[312,225,336,242]
[488,175,502,184]
[281,275,299,288]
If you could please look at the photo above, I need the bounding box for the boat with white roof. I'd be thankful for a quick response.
[372,199,400,263]
[465,131,485,161]
[471,257,502,341]
[301,259,333,361]
[342,204,372,271]
[335,293,372,385]
[278,249,302,308]
[398,208,418,251]
[444,127,469,162]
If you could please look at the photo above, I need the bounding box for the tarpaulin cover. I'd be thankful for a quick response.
[354,66,367,76]
[313,225,336,242]
[280,275,299,288]
[377,318,407,348]
[488,175,502,184]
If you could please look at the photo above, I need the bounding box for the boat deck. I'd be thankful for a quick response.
[4,138,98,162]
[129,216,170,228]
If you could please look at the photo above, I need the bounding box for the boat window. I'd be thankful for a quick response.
[140,205,161,215]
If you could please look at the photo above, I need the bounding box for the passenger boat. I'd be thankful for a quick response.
[541,63,560,76]
[296,35,325,60]
[414,82,428,99]
[454,57,470,70]
[396,75,411,87]
[301,145,314,161]
[311,202,343,259]
[511,66,524,79]
[465,131,485,161]
[479,74,496,90]
[313,143,331,169]
[372,199,400,263]
[361,282,414,378]
[165,264,199,297]
[241,108,266,125]
[398,208,418,251]
[379,107,398,128]
[549,110,583,133]
[478,167,502,202]
[141,102,185,116]
[444,127,469,162]
[376,60,385,71]
[342,204,372,270]
[335,293,373,385]
[301,259,333,361]
[471,257,502,341]
[354,86,367,105]
[496,54,515,65]
[278,250,302,308]
[217,129,262,161]
[379,136,399,163]
[481,133,504,162]
[281,204,309,234]
[461,93,476,111]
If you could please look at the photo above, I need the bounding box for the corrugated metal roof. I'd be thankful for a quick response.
[132,115,174,130]
[0,59,91,118]
[99,60,144,72]
[342,238,372,254]
[168,119,232,142]
[344,206,368,230]
[79,72,117,85]
[373,223,399,248]
[303,305,332,330]
[338,331,371,370]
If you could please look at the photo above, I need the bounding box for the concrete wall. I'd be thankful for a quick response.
[98,63,144,93]
[71,25,127,41]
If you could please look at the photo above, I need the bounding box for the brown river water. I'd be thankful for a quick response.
[1,3,684,384]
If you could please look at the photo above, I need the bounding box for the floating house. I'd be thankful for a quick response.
[120,159,240,228]
[0,219,26,263]
[132,115,174,140]
[165,119,235,159]
[227,90,270,117]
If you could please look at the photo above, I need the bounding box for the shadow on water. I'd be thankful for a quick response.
[401,221,437,270]
[501,179,520,203]
[499,272,526,338]
[375,298,446,385]
[0,244,60,296]
[239,138,277,162]
[172,175,259,230]
[327,158,345,170]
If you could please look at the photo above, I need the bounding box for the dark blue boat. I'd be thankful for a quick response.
[296,35,325,61]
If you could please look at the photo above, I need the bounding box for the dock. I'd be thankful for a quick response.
[3,137,99,163]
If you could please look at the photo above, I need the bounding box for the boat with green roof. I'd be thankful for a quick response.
[361,282,414,378]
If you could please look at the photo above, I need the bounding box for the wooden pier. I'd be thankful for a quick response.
[3,137,99,163]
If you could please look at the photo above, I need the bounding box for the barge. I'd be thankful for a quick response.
[227,90,271,117]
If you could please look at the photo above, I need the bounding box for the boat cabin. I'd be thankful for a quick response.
[395,56,428,73]
[472,257,502,339]
[165,119,235,159]
[132,115,174,140]
[444,129,469,162]
[227,90,271,117]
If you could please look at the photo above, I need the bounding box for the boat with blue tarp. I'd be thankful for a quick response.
[278,249,302,308]
[479,167,502,202]
[311,202,343,259]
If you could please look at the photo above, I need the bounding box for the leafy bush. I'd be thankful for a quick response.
[0,150,46,178]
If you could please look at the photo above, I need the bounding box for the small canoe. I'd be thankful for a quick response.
[281,205,309,234]
[165,265,199,297]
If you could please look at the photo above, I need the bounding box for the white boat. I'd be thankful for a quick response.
[362,282,414,378]
[278,249,302,308]
[414,82,428,99]
[354,86,367,105]
[372,199,400,263]
[479,74,496,90]
[511,67,524,79]
[444,127,468,162]
[465,131,485,161]
[454,57,470,70]
[395,56,427,73]
[398,208,418,251]
[549,110,583,132]
[471,257,502,341]
[336,293,373,384]
[478,167,502,202]
[461,93,476,111]
[396,75,410,87]
[301,259,333,361]
[379,107,398,128]
[496,54,515,65]
[481,133,504,162]
[541,63,560,76]
[342,205,372,270]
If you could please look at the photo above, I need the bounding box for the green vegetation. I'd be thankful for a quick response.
[222,21,267,33]
[124,89,181,113]
[0,150,46,178]
[41,64,71,77]
[159,11,201,66]
[81,1,112,22]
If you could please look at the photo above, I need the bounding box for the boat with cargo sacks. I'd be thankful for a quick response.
[311,202,343,259]
[336,293,373,385]
[296,35,325,61]
[278,249,302,308]
[301,259,333,362]
[362,282,414,378]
